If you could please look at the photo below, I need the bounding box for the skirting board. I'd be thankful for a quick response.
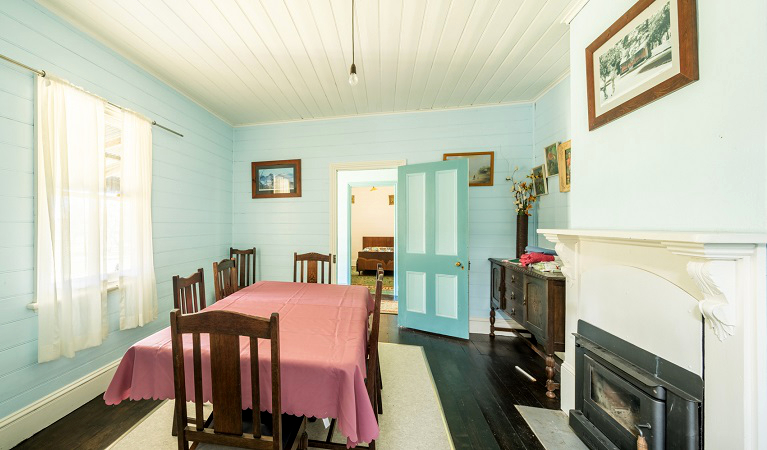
[560,361,576,414]
[0,359,121,450]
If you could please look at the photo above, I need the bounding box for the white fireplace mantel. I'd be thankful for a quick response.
[538,228,767,450]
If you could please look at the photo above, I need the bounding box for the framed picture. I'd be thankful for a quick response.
[251,159,302,199]
[531,165,548,196]
[544,143,559,176]
[443,151,494,186]
[586,0,698,130]
[557,140,572,192]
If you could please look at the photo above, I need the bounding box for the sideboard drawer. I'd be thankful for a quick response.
[506,268,523,291]
[504,285,524,321]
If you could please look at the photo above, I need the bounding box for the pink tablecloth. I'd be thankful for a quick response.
[104,281,378,447]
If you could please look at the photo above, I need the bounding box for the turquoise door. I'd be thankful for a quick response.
[397,159,469,339]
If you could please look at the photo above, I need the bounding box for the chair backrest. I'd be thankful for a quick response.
[230,247,257,288]
[173,269,206,314]
[293,252,332,284]
[366,264,384,405]
[213,258,238,302]
[170,309,283,450]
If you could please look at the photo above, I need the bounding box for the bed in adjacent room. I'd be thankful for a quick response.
[356,236,394,273]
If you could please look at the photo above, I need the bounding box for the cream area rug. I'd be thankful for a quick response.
[108,343,453,450]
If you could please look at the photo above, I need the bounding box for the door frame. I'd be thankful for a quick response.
[346,181,397,290]
[329,160,406,284]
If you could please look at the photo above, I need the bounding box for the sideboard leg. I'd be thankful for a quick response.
[490,306,496,338]
[545,355,559,399]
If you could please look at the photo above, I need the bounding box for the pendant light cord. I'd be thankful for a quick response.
[351,0,355,65]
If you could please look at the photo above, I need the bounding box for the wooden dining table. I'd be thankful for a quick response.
[104,281,380,447]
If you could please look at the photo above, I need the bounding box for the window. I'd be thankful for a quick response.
[105,104,122,288]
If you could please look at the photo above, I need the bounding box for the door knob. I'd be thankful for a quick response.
[455,261,464,269]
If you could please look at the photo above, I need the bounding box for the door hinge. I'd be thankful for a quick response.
[468,261,471,270]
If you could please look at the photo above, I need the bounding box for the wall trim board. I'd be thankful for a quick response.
[560,0,591,24]
[329,160,407,284]
[0,358,120,450]
[233,100,535,128]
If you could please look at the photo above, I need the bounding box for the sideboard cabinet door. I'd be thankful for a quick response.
[524,277,548,343]
[491,262,505,310]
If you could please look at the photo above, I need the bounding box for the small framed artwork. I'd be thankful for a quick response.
[586,0,698,130]
[388,195,394,205]
[531,165,548,196]
[251,159,302,199]
[443,151,494,186]
[544,143,559,177]
[557,140,572,192]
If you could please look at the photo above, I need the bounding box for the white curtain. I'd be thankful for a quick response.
[119,111,157,329]
[36,76,107,363]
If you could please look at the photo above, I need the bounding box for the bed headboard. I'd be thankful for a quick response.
[363,236,394,248]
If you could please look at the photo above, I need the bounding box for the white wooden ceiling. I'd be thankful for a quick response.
[38,0,576,125]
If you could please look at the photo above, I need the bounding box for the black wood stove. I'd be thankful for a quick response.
[570,321,703,450]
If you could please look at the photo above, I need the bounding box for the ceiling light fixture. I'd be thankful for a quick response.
[348,0,359,86]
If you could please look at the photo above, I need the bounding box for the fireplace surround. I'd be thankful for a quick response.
[570,320,702,450]
[539,229,767,449]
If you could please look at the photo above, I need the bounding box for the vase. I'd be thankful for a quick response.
[516,214,528,258]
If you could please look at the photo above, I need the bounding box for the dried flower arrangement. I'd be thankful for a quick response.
[511,167,537,216]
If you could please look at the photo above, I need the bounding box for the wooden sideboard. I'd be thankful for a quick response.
[489,258,566,399]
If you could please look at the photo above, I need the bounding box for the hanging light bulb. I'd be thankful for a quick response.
[348,0,359,87]
[349,63,358,86]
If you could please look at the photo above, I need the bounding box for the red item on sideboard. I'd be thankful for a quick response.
[519,252,555,267]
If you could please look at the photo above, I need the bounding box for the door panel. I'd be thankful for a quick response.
[397,159,469,339]
[406,271,426,314]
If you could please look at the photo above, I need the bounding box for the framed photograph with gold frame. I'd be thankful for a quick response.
[586,0,698,130]
[443,151,494,186]
[557,140,571,192]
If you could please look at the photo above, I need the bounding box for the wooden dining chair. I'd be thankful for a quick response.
[370,265,385,417]
[293,252,332,284]
[230,247,257,288]
[170,309,308,450]
[312,267,383,450]
[213,258,238,301]
[173,268,206,315]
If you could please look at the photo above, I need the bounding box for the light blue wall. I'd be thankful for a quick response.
[233,105,534,319]
[532,76,571,249]
[569,0,766,232]
[0,1,232,418]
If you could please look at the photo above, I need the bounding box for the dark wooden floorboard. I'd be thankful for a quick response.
[14,314,559,450]
[13,395,162,450]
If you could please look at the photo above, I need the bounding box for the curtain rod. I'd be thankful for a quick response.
[1,53,184,138]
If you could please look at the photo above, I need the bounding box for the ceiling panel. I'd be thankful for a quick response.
[36,0,577,125]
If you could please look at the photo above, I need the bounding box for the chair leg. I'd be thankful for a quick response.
[301,431,309,450]
[326,418,337,443]
[376,377,383,415]
[172,401,178,436]
[377,354,382,390]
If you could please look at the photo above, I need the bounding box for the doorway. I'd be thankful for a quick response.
[331,161,404,312]
[349,184,397,313]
